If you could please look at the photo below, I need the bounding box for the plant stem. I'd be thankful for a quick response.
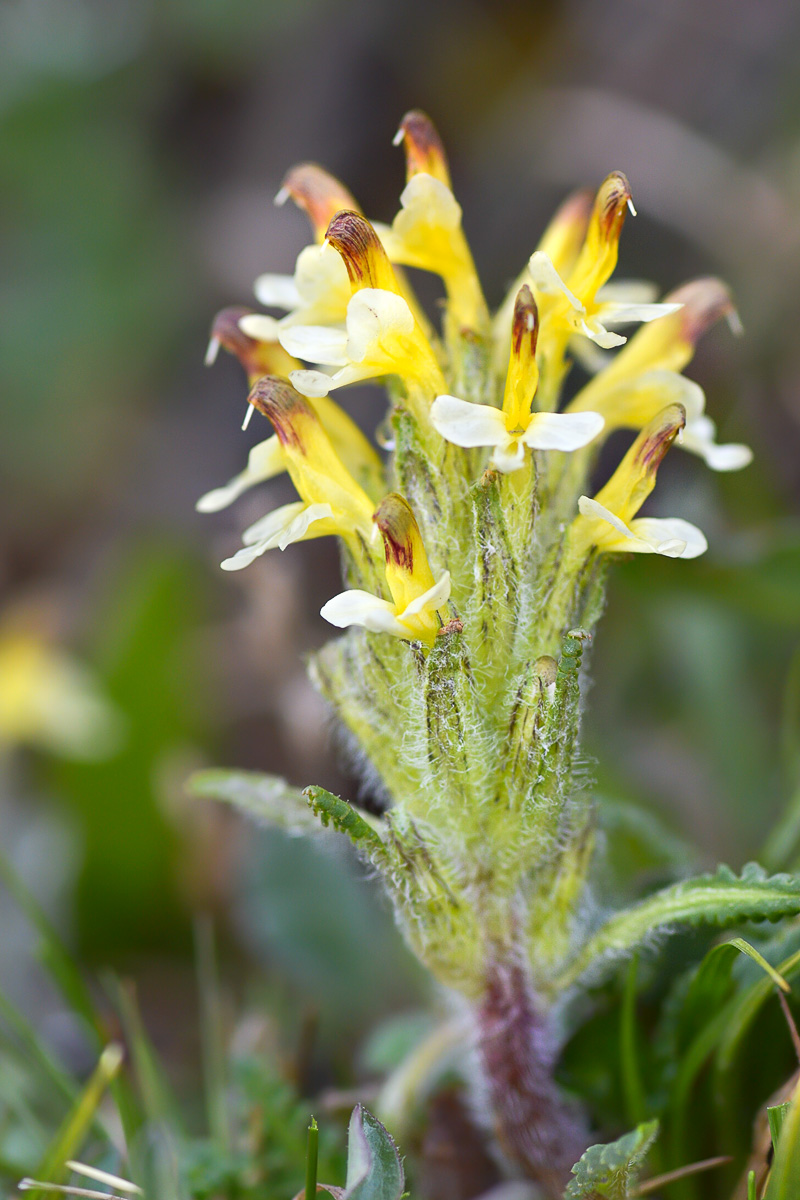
[475,957,586,1197]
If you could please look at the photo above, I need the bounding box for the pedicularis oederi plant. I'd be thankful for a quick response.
[194,113,800,1195]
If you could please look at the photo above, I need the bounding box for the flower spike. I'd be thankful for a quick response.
[220,377,377,571]
[432,286,603,472]
[321,494,450,646]
[276,163,361,243]
[572,404,707,559]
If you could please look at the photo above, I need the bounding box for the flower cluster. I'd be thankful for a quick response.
[199,111,751,1194]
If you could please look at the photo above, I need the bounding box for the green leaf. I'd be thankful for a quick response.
[188,768,319,834]
[343,1105,404,1200]
[28,1044,123,1199]
[565,1120,659,1199]
[667,943,800,1176]
[554,864,800,992]
[766,1086,800,1199]
[769,1102,792,1150]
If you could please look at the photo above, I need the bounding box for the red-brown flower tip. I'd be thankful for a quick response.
[665,278,739,346]
[635,402,686,474]
[373,493,418,571]
[277,163,361,242]
[246,376,312,452]
[325,210,395,291]
[208,306,296,381]
[394,110,451,188]
[593,170,633,243]
[511,285,539,359]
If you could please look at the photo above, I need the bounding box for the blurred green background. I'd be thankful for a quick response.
[3,0,800,1101]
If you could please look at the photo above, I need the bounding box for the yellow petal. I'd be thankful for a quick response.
[325,210,401,295]
[502,285,540,430]
[591,402,686,525]
[277,163,361,243]
[568,171,633,306]
[373,493,438,617]
[207,306,299,384]
[394,109,451,188]
[247,376,376,540]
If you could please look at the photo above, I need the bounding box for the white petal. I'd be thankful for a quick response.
[527,251,583,311]
[595,280,659,304]
[240,501,307,548]
[629,517,708,559]
[196,436,285,512]
[430,394,507,448]
[289,368,334,397]
[279,324,349,365]
[578,496,635,541]
[400,572,451,619]
[253,273,302,310]
[682,413,753,471]
[598,301,683,327]
[688,437,753,471]
[239,313,282,342]
[580,318,627,349]
[293,242,350,303]
[242,500,333,548]
[320,590,408,637]
[491,438,526,473]
[396,174,462,232]
[276,502,334,550]
[345,289,415,362]
[522,411,604,452]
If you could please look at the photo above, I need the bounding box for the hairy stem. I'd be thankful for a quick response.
[475,957,586,1197]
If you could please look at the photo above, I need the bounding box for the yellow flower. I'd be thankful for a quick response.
[529,172,681,352]
[197,308,384,511]
[220,377,377,571]
[492,187,593,372]
[0,618,122,759]
[374,110,489,336]
[321,494,450,646]
[567,278,751,470]
[571,404,707,559]
[431,287,603,471]
[279,211,445,409]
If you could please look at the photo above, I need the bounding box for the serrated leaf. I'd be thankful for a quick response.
[343,1105,404,1200]
[188,768,318,834]
[304,787,386,853]
[565,1120,658,1199]
[554,864,800,992]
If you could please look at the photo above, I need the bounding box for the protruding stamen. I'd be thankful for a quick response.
[205,335,220,366]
